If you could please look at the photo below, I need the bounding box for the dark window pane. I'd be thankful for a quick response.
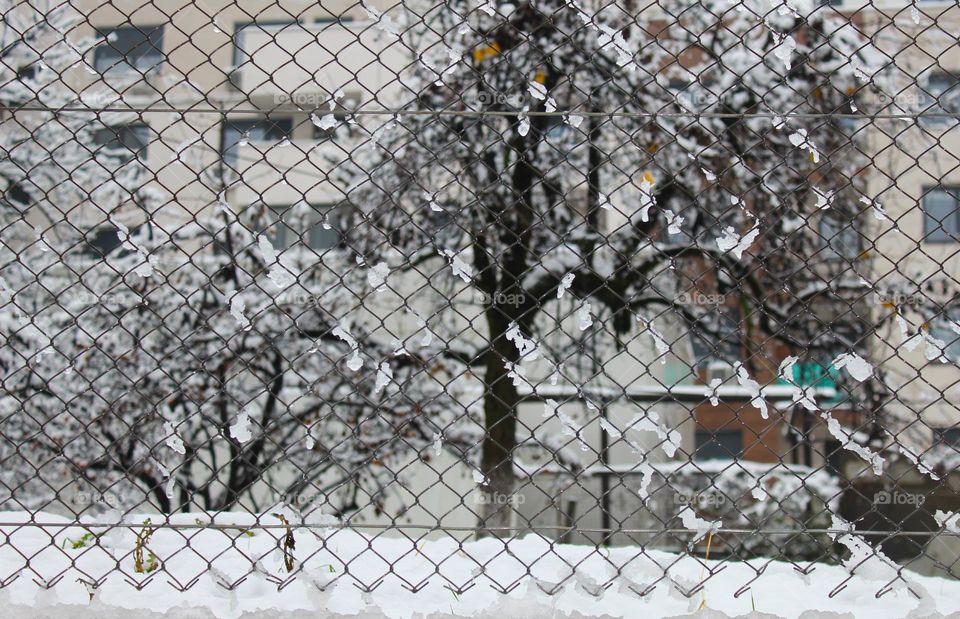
[84,226,122,257]
[94,26,164,74]
[929,307,960,363]
[694,430,743,460]
[261,204,341,253]
[923,72,960,118]
[937,428,960,447]
[306,205,341,250]
[923,188,959,242]
[94,124,150,161]
[690,308,740,367]
[222,118,292,165]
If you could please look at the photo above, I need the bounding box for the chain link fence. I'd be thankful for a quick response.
[2,0,960,615]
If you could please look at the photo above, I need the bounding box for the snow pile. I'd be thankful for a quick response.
[1,512,959,618]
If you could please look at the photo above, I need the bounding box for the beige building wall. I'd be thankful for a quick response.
[33,0,960,537]
[857,4,960,442]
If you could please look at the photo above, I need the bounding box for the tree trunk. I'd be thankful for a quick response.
[477,310,520,537]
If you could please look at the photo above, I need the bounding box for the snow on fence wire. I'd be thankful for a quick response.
[3,0,960,616]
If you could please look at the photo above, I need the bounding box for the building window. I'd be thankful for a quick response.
[690,307,740,369]
[93,124,150,161]
[264,204,341,252]
[921,72,960,124]
[84,226,122,258]
[819,215,859,260]
[922,187,960,243]
[694,429,743,461]
[936,428,960,447]
[93,26,164,75]
[929,307,960,363]
[221,117,293,166]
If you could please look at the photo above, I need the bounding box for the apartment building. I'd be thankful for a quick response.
[34,0,957,548]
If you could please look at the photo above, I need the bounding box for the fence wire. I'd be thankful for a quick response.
[2,0,960,612]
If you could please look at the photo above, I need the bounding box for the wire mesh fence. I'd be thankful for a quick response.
[2,0,960,615]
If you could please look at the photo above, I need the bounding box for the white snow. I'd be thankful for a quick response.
[576,302,592,331]
[822,412,884,475]
[229,412,252,444]
[7,510,960,618]
[788,128,820,163]
[859,195,887,221]
[374,362,392,394]
[772,33,797,71]
[439,249,473,283]
[777,356,817,411]
[638,317,669,364]
[664,209,684,235]
[527,81,547,101]
[518,107,530,136]
[366,261,390,292]
[935,510,960,533]
[814,187,832,209]
[734,362,769,419]
[557,273,575,299]
[332,322,364,371]
[678,506,721,543]
[163,422,185,455]
[831,352,873,382]
[716,219,759,260]
[228,293,250,330]
[257,236,296,289]
[626,410,681,457]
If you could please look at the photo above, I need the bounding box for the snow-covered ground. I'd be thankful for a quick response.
[0,512,958,618]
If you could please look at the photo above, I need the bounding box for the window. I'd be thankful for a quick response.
[221,117,293,166]
[264,204,341,252]
[936,428,960,447]
[819,215,859,260]
[94,124,150,161]
[929,307,960,363]
[694,429,743,461]
[93,26,164,75]
[84,226,122,258]
[922,187,960,243]
[921,72,960,123]
[690,307,740,368]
